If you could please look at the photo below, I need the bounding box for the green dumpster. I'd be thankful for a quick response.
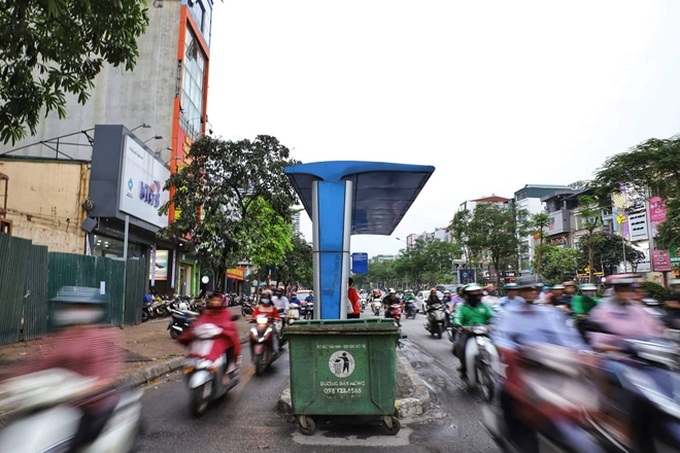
[285,318,401,435]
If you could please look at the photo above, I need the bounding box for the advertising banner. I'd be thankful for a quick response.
[151,250,169,281]
[651,249,672,272]
[119,135,170,227]
[649,196,667,237]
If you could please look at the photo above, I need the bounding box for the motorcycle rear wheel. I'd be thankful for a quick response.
[169,328,180,339]
[241,306,253,317]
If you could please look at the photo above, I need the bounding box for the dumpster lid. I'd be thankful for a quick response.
[285,161,435,235]
[285,318,400,334]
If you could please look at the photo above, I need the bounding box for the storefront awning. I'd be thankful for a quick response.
[285,161,435,235]
[226,267,246,281]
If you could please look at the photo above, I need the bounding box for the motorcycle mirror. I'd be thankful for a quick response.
[231,314,240,321]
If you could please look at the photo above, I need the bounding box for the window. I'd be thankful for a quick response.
[181,27,205,140]
[188,0,212,47]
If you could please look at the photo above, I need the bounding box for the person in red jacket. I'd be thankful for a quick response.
[178,291,241,371]
[348,277,361,319]
[251,289,281,320]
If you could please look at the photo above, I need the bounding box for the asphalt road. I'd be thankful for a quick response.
[132,309,499,453]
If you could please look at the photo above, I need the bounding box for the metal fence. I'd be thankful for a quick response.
[0,233,145,345]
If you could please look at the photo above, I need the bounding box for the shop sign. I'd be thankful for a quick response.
[119,135,170,227]
[652,249,673,272]
[670,247,680,264]
[150,249,169,281]
[226,267,246,281]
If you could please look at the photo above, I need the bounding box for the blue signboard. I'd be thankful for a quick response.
[459,268,475,284]
[351,252,369,274]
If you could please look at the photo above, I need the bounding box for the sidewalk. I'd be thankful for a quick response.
[0,311,431,419]
[0,307,252,388]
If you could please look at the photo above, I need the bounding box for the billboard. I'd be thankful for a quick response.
[119,135,170,228]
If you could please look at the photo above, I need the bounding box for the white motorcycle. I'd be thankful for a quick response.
[184,322,240,417]
[286,303,301,326]
[0,368,142,453]
[460,325,500,401]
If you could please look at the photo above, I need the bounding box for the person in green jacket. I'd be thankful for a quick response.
[452,283,494,374]
[571,283,599,318]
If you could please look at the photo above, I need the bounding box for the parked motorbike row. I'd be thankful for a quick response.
[142,294,204,322]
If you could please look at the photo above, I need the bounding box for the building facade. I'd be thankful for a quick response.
[513,184,572,274]
[1,0,215,296]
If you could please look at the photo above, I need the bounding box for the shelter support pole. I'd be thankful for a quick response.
[311,180,353,320]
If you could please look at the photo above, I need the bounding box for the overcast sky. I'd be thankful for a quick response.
[207,1,680,257]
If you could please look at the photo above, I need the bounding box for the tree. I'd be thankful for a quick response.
[531,245,578,286]
[450,210,475,266]
[466,203,527,282]
[576,195,602,283]
[0,1,149,144]
[160,135,299,290]
[531,212,550,277]
[274,233,313,289]
[576,232,645,275]
[593,135,680,249]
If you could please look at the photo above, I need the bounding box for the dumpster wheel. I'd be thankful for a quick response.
[298,415,316,435]
[381,415,401,435]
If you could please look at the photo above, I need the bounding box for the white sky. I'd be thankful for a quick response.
[207,0,680,257]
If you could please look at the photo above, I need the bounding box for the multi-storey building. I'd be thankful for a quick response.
[1,0,215,296]
[513,184,572,274]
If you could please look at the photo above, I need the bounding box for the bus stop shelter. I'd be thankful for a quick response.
[285,161,435,320]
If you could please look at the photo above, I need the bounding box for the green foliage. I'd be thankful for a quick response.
[531,245,578,286]
[642,281,670,302]
[576,232,645,274]
[0,0,149,144]
[531,212,551,277]
[450,203,528,280]
[160,135,299,289]
[594,135,680,249]
[353,237,460,291]
[274,233,313,288]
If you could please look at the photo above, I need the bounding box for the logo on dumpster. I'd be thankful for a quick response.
[329,351,355,378]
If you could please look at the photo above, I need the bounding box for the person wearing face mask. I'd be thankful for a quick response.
[178,291,242,375]
[20,286,124,453]
[452,283,494,374]
[251,289,281,351]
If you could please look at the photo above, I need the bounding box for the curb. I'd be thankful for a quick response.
[276,353,430,419]
[394,352,431,418]
[116,333,250,389]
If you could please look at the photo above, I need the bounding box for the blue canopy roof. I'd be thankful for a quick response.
[285,161,435,235]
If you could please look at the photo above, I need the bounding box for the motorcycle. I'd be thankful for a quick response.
[483,343,605,453]
[249,314,281,375]
[404,300,417,319]
[167,308,199,339]
[385,301,403,327]
[301,301,314,320]
[424,303,447,339]
[0,368,142,452]
[458,325,498,401]
[582,337,680,453]
[183,320,240,417]
[371,300,382,316]
[241,301,255,317]
[286,302,301,326]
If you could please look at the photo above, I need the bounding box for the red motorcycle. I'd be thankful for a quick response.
[249,314,281,375]
[385,301,403,327]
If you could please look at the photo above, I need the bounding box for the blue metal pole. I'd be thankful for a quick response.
[312,179,353,319]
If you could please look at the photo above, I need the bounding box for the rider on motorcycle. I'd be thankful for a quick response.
[23,287,124,453]
[382,289,400,318]
[425,288,442,311]
[178,291,241,377]
[251,290,282,351]
[403,289,416,303]
[452,283,494,374]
